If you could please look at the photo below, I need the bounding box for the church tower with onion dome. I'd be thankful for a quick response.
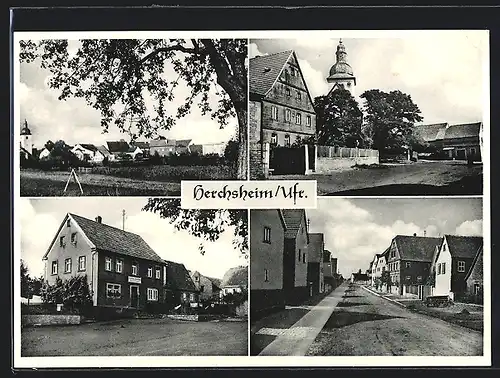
[326,39,357,97]
[20,119,33,156]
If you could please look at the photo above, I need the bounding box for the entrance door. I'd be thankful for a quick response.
[130,285,139,308]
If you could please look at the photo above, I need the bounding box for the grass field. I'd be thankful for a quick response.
[20,165,236,196]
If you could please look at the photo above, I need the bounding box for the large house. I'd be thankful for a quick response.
[249,50,317,178]
[282,209,310,304]
[431,235,483,301]
[386,234,442,298]
[307,233,325,296]
[250,209,287,317]
[42,213,166,313]
[164,261,199,308]
[371,248,389,290]
[190,270,222,301]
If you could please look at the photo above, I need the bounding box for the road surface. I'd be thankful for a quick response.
[306,284,483,356]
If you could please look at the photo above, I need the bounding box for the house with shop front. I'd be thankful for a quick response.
[42,213,166,313]
[190,270,222,301]
[282,209,310,303]
[164,261,199,308]
[432,235,483,301]
[465,246,483,302]
[386,234,442,298]
[249,51,317,178]
[307,233,325,296]
[250,209,287,317]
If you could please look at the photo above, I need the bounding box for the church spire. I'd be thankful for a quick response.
[336,38,348,64]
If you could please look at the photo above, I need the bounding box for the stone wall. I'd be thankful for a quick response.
[22,314,82,327]
[315,156,379,173]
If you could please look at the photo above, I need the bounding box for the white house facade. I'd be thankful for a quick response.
[434,237,453,299]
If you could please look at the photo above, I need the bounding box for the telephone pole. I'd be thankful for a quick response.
[122,209,126,231]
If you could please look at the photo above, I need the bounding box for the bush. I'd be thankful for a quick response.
[40,275,92,315]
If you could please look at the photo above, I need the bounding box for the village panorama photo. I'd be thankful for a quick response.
[16,198,249,357]
[249,31,488,195]
[16,36,248,196]
[250,198,486,357]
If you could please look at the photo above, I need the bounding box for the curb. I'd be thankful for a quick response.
[361,286,406,308]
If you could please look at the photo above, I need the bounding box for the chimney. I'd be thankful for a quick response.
[95,216,102,224]
[413,233,417,237]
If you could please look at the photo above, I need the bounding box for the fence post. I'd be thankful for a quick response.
[262,143,270,178]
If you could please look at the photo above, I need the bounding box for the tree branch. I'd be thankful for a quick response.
[139,44,205,64]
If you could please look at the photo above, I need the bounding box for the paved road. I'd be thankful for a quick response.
[306,284,483,356]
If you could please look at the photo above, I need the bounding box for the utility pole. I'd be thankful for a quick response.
[122,209,126,231]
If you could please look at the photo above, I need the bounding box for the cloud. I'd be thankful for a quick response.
[297,58,329,99]
[455,220,483,237]
[249,43,266,59]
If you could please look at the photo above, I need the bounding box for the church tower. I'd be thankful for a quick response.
[327,39,357,97]
[20,119,33,155]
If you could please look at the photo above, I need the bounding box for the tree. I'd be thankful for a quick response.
[142,198,248,258]
[381,270,392,292]
[314,88,364,147]
[223,138,238,166]
[20,260,32,301]
[360,89,423,152]
[20,39,248,179]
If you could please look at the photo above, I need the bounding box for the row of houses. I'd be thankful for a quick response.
[250,209,341,317]
[363,233,483,302]
[41,212,247,313]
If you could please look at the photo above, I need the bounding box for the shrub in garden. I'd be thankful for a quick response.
[40,275,92,314]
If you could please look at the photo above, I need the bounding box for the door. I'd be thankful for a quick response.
[130,285,140,308]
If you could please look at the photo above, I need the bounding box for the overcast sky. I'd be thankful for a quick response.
[306,198,483,277]
[18,40,237,149]
[250,32,487,125]
[19,198,247,280]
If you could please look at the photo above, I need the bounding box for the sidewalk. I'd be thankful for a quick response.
[257,283,346,356]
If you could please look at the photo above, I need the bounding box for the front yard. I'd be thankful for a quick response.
[22,317,248,356]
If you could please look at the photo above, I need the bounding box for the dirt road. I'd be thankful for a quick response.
[306,284,483,356]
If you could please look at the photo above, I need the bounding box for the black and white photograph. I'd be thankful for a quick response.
[249,32,487,195]
[250,198,486,357]
[17,37,248,196]
[18,198,248,357]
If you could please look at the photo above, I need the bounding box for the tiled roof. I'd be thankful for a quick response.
[69,213,165,263]
[79,144,98,152]
[150,139,177,147]
[132,141,150,149]
[106,140,130,153]
[96,145,111,156]
[221,265,248,287]
[395,235,443,262]
[249,50,293,96]
[443,122,481,140]
[445,235,483,259]
[176,139,192,147]
[465,246,483,281]
[308,233,324,262]
[164,261,197,291]
[414,123,448,142]
[282,209,307,239]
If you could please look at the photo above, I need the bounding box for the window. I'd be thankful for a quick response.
[70,232,77,246]
[285,87,291,97]
[147,267,153,278]
[67,219,71,227]
[406,276,411,281]
[156,268,161,279]
[284,134,291,147]
[190,293,195,301]
[285,109,291,122]
[443,243,447,251]
[182,292,187,301]
[78,256,86,271]
[147,288,159,301]
[64,258,72,273]
[306,115,311,127]
[406,262,411,268]
[272,106,278,120]
[298,250,301,262]
[264,269,269,282]
[290,67,296,76]
[51,261,58,275]
[437,263,441,275]
[296,91,301,101]
[200,285,205,292]
[474,283,481,295]
[417,276,423,281]
[295,113,302,125]
[263,226,271,243]
[303,253,306,263]
[270,133,277,145]
[132,263,138,276]
[458,260,466,272]
[105,257,112,271]
[59,236,66,247]
[115,259,123,273]
[442,262,446,274]
[106,283,121,298]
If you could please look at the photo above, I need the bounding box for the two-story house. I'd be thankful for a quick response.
[307,233,325,296]
[282,209,310,303]
[42,213,166,313]
[190,271,222,301]
[433,235,483,301]
[249,50,317,178]
[250,209,287,317]
[323,250,334,292]
[164,260,199,308]
[386,234,442,298]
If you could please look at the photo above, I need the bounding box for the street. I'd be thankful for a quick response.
[21,317,248,356]
[306,284,483,356]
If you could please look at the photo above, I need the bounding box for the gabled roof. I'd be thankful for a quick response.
[191,270,223,290]
[150,139,177,147]
[78,144,98,152]
[443,122,481,140]
[221,266,248,287]
[96,145,111,157]
[394,235,443,262]
[282,209,308,240]
[465,246,483,281]
[164,261,197,291]
[414,123,448,142]
[132,141,150,149]
[249,50,293,96]
[176,139,192,147]
[43,213,165,263]
[106,140,130,153]
[445,235,483,259]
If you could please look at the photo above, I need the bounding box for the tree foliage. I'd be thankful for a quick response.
[360,89,423,152]
[314,88,364,147]
[143,198,248,257]
[40,275,92,312]
[19,38,248,179]
[21,260,43,301]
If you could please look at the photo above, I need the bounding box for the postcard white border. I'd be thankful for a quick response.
[12,29,491,368]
